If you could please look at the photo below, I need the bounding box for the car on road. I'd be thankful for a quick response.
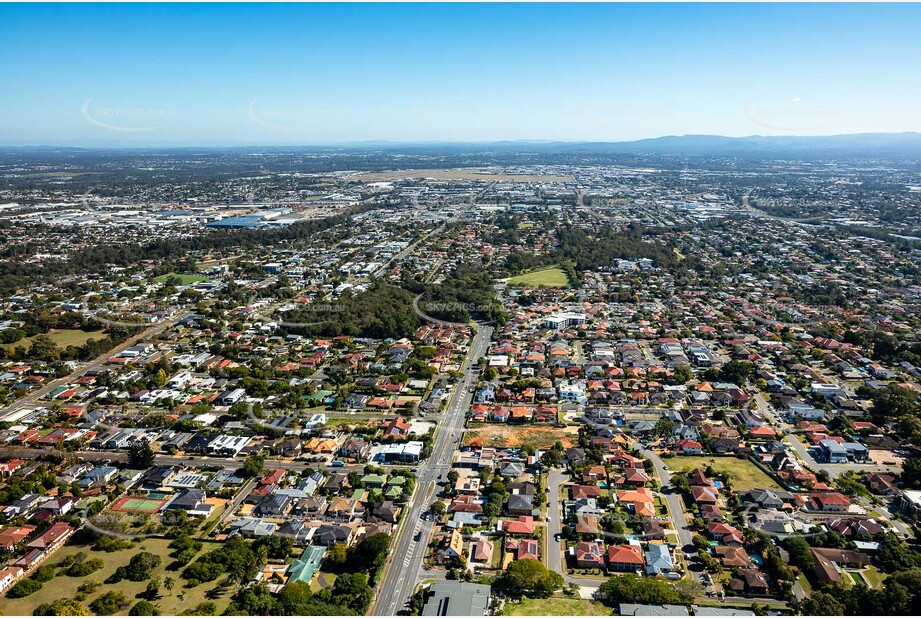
[414,531,422,542]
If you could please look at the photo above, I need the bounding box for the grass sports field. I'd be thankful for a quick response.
[665,455,782,491]
[507,267,570,288]
[112,496,168,513]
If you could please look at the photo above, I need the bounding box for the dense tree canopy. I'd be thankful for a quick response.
[495,559,564,599]
[598,573,694,606]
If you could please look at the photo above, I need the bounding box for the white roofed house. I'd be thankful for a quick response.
[207,434,251,456]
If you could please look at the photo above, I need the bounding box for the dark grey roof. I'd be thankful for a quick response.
[422,581,491,616]
[619,604,690,617]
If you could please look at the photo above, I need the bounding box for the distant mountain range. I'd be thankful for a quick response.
[3,132,921,158]
[549,132,921,157]
[376,132,921,157]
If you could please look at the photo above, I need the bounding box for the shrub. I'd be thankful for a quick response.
[124,551,162,582]
[90,591,131,614]
[181,602,216,616]
[7,578,43,598]
[94,535,133,552]
[31,564,56,583]
[77,579,102,594]
[129,601,160,616]
[66,558,104,577]
[32,599,89,615]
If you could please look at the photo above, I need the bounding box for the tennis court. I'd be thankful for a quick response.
[111,496,168,513]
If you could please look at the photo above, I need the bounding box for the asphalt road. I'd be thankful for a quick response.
[640,447,699,576]
[545,470,608,589]
[545,469,567,577]
[0,446,377,477]
[370,323,493,616]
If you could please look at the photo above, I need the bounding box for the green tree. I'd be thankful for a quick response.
[28,334,60,361]
[655,417,677,438]
[347,533,391,572]
[780,536,814,570]
[673,365,693,384]
[598,573,692,605]
[800,591,845,616]
[33,599,90,616]
[128,440,155,468]
[901,457,921,489]
[90,591,131,614]
[497,559,564,599]
[241,454,265,478]
[692,534,710,551]
[871,385,919,420]
[7,578,43,598]
[719,360,753,385]
[129,601,160,616]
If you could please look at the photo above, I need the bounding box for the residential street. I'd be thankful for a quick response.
[369,324,493,616]
[640,446,700,578]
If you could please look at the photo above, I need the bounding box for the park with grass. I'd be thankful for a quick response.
[0,537,236,616]
[0,328,104,350]
[665,455,783,491]
[507,267,570,288]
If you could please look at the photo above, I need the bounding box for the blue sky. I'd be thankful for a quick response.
[1,3,920,146]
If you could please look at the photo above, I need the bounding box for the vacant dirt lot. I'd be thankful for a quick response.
[869,448,903,467]
[465,424,578,449]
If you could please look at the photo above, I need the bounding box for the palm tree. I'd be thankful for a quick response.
[164,576,175,596]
